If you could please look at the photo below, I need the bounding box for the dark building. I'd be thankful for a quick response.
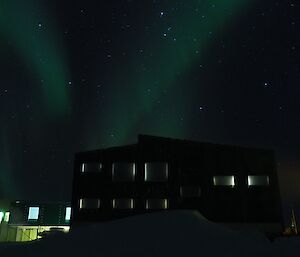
[71,135,282,235]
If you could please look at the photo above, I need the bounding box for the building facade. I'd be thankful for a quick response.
[71,135,283,235]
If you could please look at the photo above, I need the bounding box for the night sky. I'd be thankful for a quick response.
[0,0,299,220]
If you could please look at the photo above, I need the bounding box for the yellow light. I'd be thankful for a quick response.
[130,199,134,209]
[164,199,168,209]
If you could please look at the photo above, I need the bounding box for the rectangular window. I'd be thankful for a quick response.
[112,162,136,181]
[248,175,270,186]
[144,162,168,182]
[180,186,201,197]
[0,212,3,223]
[81,162,103,173]
[213,176,235,187]
[28,207,39,220]
[145,199,168,209]
[79,199,101,209]
[65,207,71,221]
[4,212,10,222]
[112,199,134,209]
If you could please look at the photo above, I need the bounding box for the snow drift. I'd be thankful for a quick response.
[0,210,299,257]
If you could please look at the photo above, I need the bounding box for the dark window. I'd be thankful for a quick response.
[112,163,136,181]
[81,162,103,173]
[79,199,100,209]
[180,186,201,197]
[145,199,168,209]
[144,162,168,182]
[112,199,134,209]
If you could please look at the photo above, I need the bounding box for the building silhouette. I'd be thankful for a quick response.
[71,135,282,235]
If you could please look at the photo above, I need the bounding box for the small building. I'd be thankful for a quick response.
[0,199,11,242]
[71,135,283,235]
[0,200,71,242]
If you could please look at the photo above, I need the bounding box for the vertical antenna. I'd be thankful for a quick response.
[291,208,298,235]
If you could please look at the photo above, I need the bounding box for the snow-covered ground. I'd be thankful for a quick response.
[0,210,299,257]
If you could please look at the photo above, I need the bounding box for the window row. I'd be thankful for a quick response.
[79,198,169,210]
[81,162,169,182]
[213,175,270,187]
[27,207,71,221]
[81,160,270,187]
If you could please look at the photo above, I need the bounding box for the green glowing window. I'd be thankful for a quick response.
[0,212,3,223]
[28,207,39,220]
[4,212,10,222]
[248,175,270,186]
[65,207,71,221]
[213,176,235,187]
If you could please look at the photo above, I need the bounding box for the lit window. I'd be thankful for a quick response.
[81,162,102,173]
[213,176,235,187]
[65,207,71,221]
[79,199,101,209]
[144,162,168,182]
[248,175,270,186]
[180,186,201,197]
[112,162,136,181]
[0,212,3,223]
[28,207,39,220]
[112,199,134,209]
[4,212,10,222]
[145,199,168,209]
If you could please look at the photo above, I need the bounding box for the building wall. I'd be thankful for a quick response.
[71,136,283,234]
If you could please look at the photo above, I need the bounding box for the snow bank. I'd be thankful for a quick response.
[0,210,296,257]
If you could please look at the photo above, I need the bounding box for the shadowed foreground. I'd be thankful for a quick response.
[0,210,299,257]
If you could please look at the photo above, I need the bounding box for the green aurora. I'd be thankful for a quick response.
[0,0,71,116]
[87,0,252,148]
[0,0,253,197]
